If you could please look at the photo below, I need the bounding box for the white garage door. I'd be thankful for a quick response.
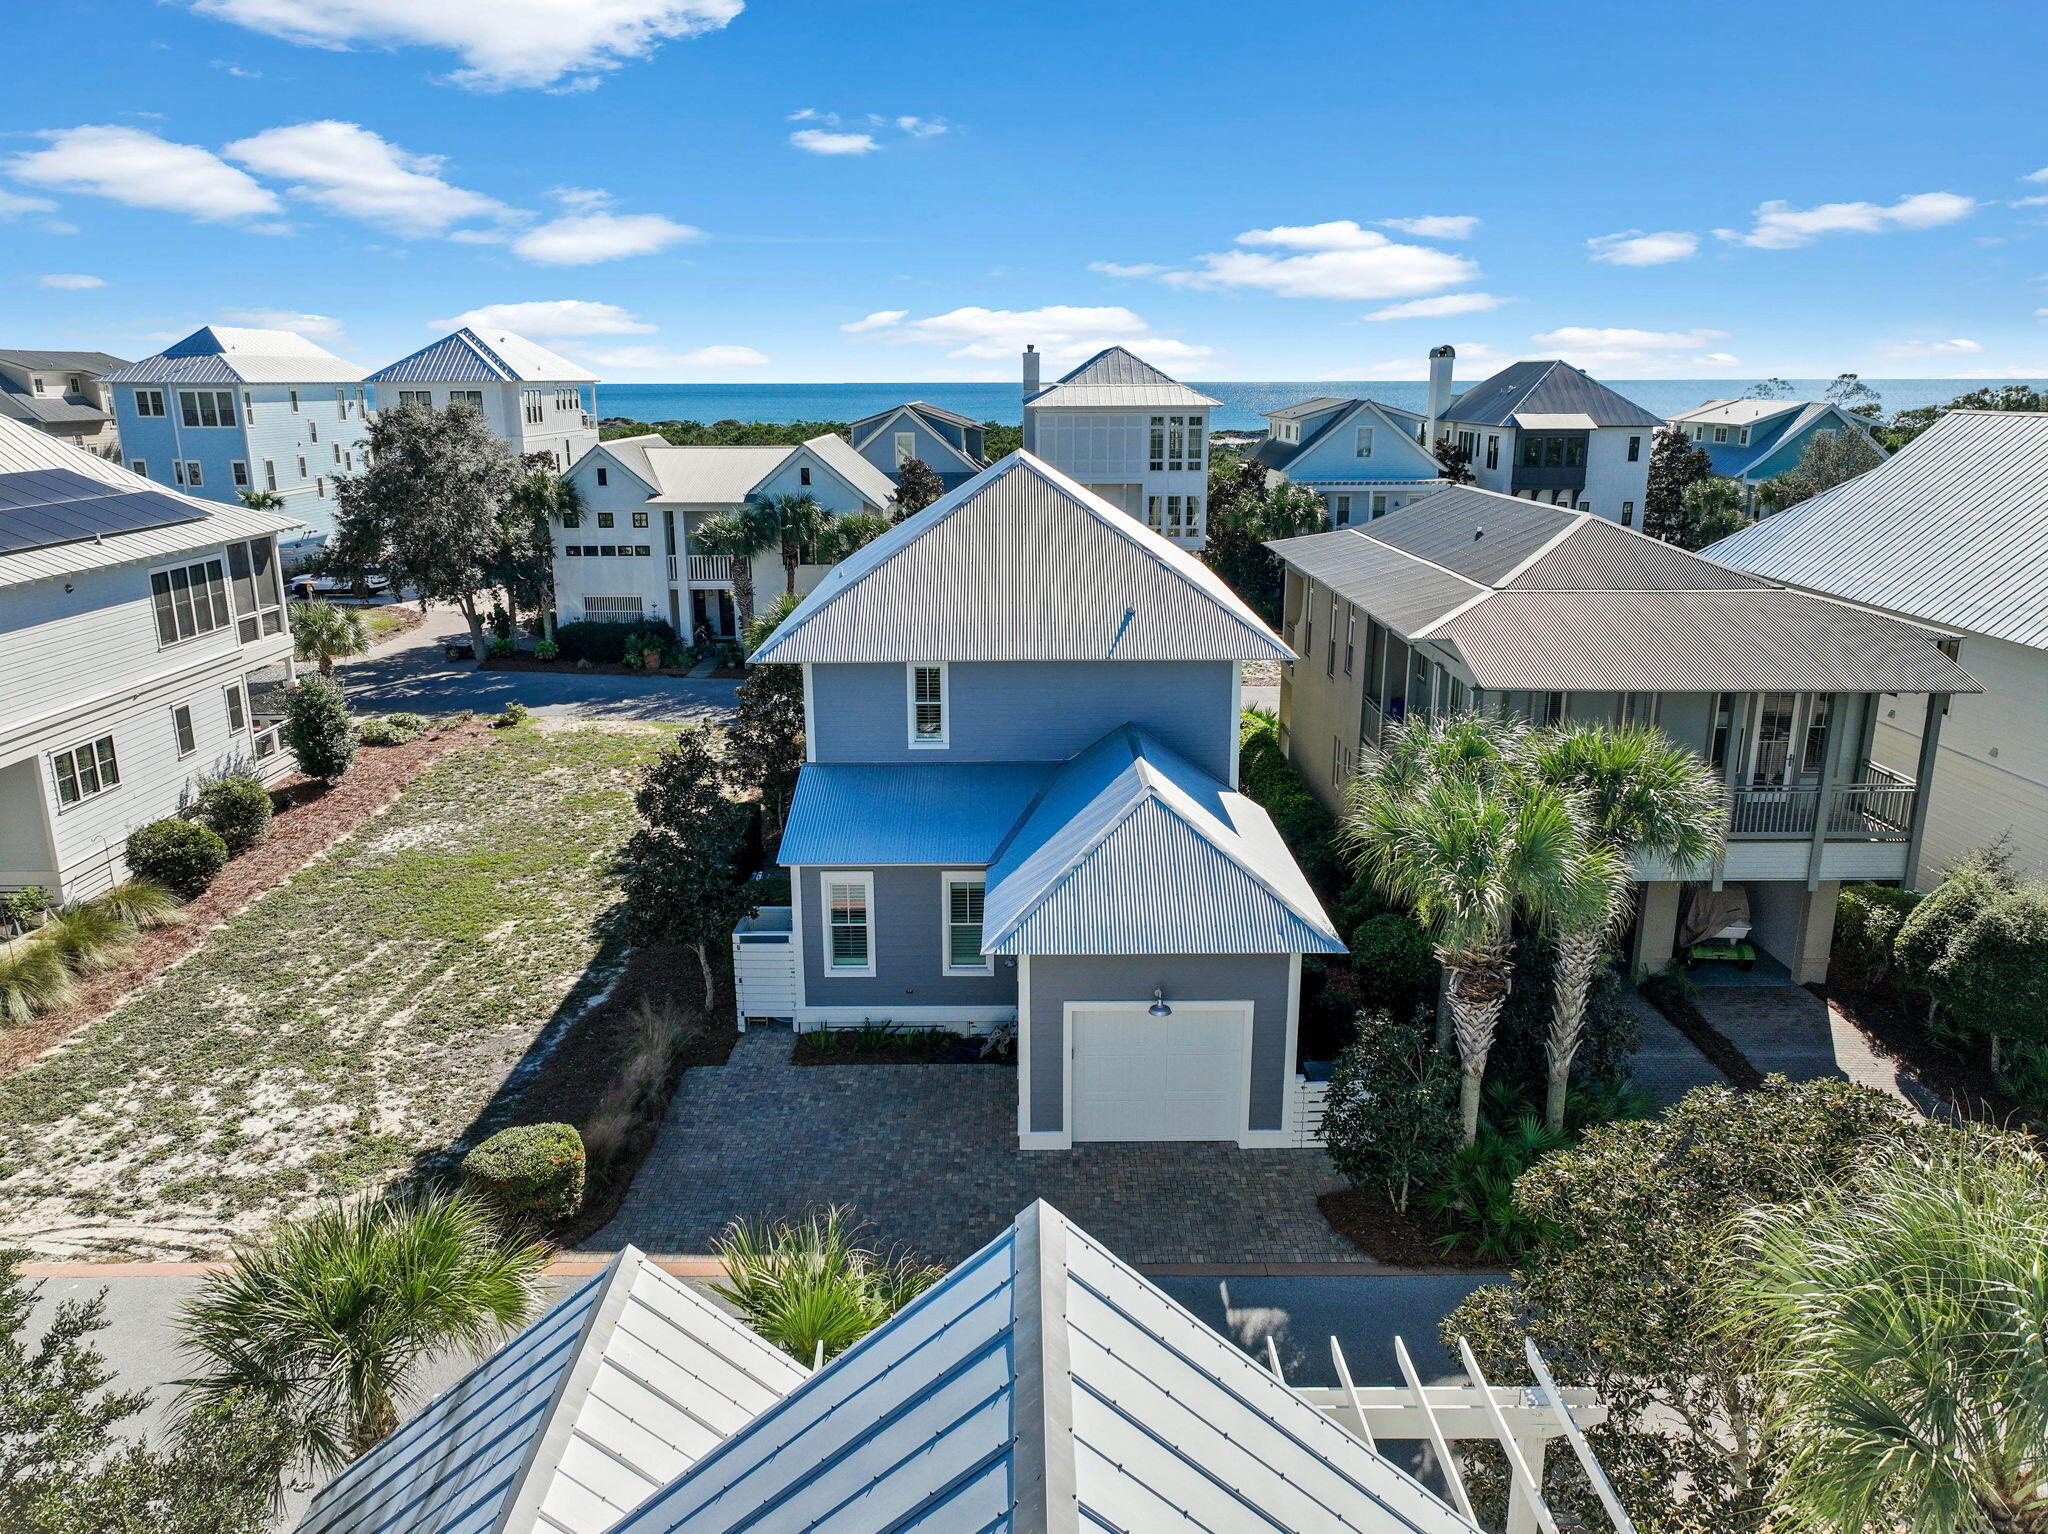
[1069,1003,1249,1143]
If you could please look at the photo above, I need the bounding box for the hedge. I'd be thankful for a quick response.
[1237,720,1347,897]
[124,818,229,899]
[555,618,678,665]
[1833,884,1922,982]
[461,1122,586,1226]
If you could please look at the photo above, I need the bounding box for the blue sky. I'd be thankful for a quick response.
[5,0,2048,383]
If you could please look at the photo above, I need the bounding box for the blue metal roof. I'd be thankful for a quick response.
[777,762,1059,865]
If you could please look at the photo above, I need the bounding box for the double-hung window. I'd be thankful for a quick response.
[1486,434,1500,470]
[1147,415,1204,472]
[51,735,120,805]
[1329,493,1352,525]
[397,390,431,406]
[942,874,989,974]
[908,663,947,747]
[449,390,483,409]
[231,461,249,487]
[134,389,165,418]
[179,390,237,428]
[223,683,246,732]
[1355,425,1374,459]
[522,389,544,426]
[227,537,284,640]
[893,431,916,467]
[825,873,875,974]
[150,557,230,645]
[171,703,197,757]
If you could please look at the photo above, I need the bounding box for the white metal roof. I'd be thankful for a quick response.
[751,451,1291,664]
[610,1202,1480,1534]
[0,415,301,589]
[1026,345,1221,410]
[100,325,367,385]
[295,1248,807,1534]
[1666,397,1809,427]
[583,434,891,507]
[1708,409,2048,651]
[1510,411,1600,431]
[367,328,601,384]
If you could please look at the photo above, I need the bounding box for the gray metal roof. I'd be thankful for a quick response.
[0,380,110,425]
[100,325,366,385]
[1264,395,1353,421]
[611,1202,1478,1534]
[1025,345,1221,410]
[753,452,1291,664]
[367,327,600,384]
[297,1248,807,1534]
[1708,410,2048,651]
[982,726,1343,956]
[1667,397,1809,427]
[1269,482,1978,694]
[1444,360,1663,429]
[848,398,981,432]
[798,431,900,507]
[778,762,1059,865]
[0,349,128,372]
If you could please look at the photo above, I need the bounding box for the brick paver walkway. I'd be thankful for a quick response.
[590,1027,1361,1266]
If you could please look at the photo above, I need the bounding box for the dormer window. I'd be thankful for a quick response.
[1713,426,1729,443]
[908,663,947,748]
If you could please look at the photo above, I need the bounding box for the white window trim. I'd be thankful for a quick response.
[893,431,916,467]
[907,661,948,749]
[822,871,877,977]
[941,871,991,976]
[171,701,197,759]
[1355,425,1374,459]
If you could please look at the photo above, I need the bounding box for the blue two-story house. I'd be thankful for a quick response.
[1667,398,1885,506]
[848,400,990,490]
[739,451,1344,1150]
[1252,396,1449,524]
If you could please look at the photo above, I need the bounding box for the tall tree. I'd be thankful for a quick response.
[755,493,828,595]
[1642,426,1715,545]
[692,502,777,631]
[1431,436,1477,486]
[618,724,756,995]
[1825,372,1884,419]
[889,457,946,521]
[329,400,520,666]
[979,420,1022,459]
[1745,377,1795,400]
[175,1191,546,1470]
[729,594,806,838]
[1200,463,1329,626]
[289,601,369,680]
[1736,1137,2048,1534]
[1758,427,1886,512]
[1667,475,1750,550]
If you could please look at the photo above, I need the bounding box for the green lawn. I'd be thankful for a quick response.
[0,724,664,1260]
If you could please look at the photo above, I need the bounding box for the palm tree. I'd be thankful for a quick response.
[1735,1140,2048,1533]
[175,1191,547,1469]
[757,493,829,595]
[745,589,802,654]
[1343,767,1584,1143]
[237,488,287,511]
[1520,722,1726,1129]
[290,600,370,680]
[811,510,893,564]
[712,1206,942,1363]
[693,503,777,631]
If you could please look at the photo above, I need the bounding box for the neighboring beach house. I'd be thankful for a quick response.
[1020,344,1220,548]
[848,399,989,488]
[739,451,1344,1150]
[0,414,301,902]
[364,327,600,472]
[297,1202,1515,1534]
[550,431,896,638]
[1709,410,2048,886]
[1270,485,1978,983]
[0,349,128,461]
[1252,395,1449,525]
[1667,397,1884,504]
[102,325,370,558]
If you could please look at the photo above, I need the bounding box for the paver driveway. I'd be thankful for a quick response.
[592,1027,1361,1266]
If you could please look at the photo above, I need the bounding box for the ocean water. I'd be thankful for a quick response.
[595,378,2043,433]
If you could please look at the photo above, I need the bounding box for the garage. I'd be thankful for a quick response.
[1067,1001,1250,1142]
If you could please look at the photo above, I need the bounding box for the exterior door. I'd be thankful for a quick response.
[1068,1002,1249,1142]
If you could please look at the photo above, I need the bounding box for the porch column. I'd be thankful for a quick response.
[1804,694,1850,892]
[1713,694,1751,892]
[1631,881,1681,974]
[1905,693,1948,890]
[1791,881,1841,985]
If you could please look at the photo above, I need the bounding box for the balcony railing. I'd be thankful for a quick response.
[688,554,735,584]
[1728,775,1917,841]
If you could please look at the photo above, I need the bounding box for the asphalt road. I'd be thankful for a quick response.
[335,606,739,722]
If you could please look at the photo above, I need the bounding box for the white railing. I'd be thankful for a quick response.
[689,554,735,583]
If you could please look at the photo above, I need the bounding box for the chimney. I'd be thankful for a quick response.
[1021,344,1041,452]
[1425,343,1455,446]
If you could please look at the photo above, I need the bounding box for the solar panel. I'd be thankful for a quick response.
[0,469,208,555]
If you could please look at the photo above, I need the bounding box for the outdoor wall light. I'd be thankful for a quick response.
[1148,988,1172,1017]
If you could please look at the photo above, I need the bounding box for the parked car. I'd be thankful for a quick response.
[290,570,392,602]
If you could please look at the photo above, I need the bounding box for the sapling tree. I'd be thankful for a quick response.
[282,675,355,784]
[619,725,756,996]
[1642,427,1714,545]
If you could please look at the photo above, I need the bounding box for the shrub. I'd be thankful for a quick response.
[0,940,73,1023]
[555,618,677,664]
[1895,848,2010,1007]
[493,702,531,729]
[533,640,559,662]
[193,774,273,854]
[1833,883,1922,982]
[1236,721,1346,896]
[461,1123,586,1226]
[1322,1010,1460,1212]
[1931,880,2048,1079]
[1350,912,1436,1017]
[385,711,430,733]
[125,818,229,899]
[86,879,180,929]
[712,1206,943,1362]
[36,903,133,974]
[1,887,50,934]
[284,675,356,783]
[355,716,418,746]
[1494,949,1640,1091]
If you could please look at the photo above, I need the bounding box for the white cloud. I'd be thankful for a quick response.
[441,299,654,336]
[224,121,514,236]
[549,186,612,210]
[38,273,105,289]
[2026,167,2048,183]
[1348,341,1513,379]
[1587,229,1699,267]
[1088,261,1168,278]
[510,210,700,264]
[1528,326,1737,370]
[2036,308,2048,321]
[1377,215,1480,239]
[1361,292,1504,321]
[841,303,1212,368]
[1155,221,1478,301]
[185,0,743,91]
[1884,337,1984,357]
[219,307,346,339]
[790,129,877,156]
[896,116,947,138]
[6,125,281,222]
[572,343,769,374]
[1715,191,1976,250]
[0,188,59,218]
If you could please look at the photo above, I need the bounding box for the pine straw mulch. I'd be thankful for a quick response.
[0,718,490,1078]
[1316,1188,1507,1272]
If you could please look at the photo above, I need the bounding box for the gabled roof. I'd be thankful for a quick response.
[100,325,366,385]
[1270,484,1980,695]
[1708,409,2048,651]
[847,401,989,473]
[1264,394,1353,422]
[0,415,300,590]
[610,1202,1476,1534]
[295,1248,807,1534]
[0,378,109,425]
[752,451,1290,664]
[1703,401,1880,479]
[1257,398,1443,475]
[848,397,981,433]
[1667,397,1810,428]
[1443,360,1662,429]
[1025,345,1221,409]
[982,726,1343,956]
[0,349,127,372]
[580,434,893,507]
[366,327,600,385]
[796,431,900,506]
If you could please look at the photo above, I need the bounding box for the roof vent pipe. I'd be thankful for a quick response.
[1425,344,1455,448]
